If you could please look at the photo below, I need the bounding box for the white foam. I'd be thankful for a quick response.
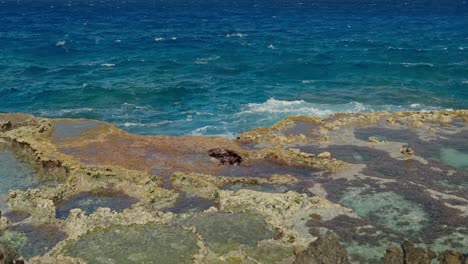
[401,62,434,67]
[101,63,115,67]
[154,37,165,42]
[190,125,236,139]
[56,40,66,46]
[226,33,247,38]
[267,44,277,49]
[235,98,445,120]
[195,55,220,65]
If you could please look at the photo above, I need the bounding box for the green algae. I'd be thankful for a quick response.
[0,224,66,259]
[62,225,198,264]
[243,242,294,263]
[340,187,429,233]
[185,213,275,255]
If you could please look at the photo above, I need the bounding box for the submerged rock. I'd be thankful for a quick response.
[293,233,350,264]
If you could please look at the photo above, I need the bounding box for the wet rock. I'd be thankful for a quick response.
[399,146,414,158]
[438,250,467,264]
[208,148,243,165]
[0,242,17,264]
[401,241,436,264]
[382,246,404,264]
[293,233,350,264]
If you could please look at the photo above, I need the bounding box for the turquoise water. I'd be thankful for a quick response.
[0,0,467,137]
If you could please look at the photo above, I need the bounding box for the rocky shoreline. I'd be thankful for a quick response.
[0,110,467,263]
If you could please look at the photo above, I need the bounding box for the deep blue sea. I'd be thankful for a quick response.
[1,0,467,137]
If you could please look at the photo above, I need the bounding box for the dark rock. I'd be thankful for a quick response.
[438,250,467,264]
[401,241,436,264]
[0,121,12,132]
[293,233,350,264]
[0,243,17,264]
[383,246,404,264]
[208,148,242,165]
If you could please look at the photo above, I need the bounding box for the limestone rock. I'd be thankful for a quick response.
[399,146,414,157]
[0,120,12,131]
[0,243,17,264]
[438,250,467,264]
[383,246,404,264]
[293,233,350,264]
[401,241,436,264]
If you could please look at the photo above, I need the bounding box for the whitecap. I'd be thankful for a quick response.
[401,62,434,67]
[154,37,165,42]
[195,55,220,65]
[56,40,66,46]
[301,80,315,84]
[190,125,236,138]
[101,63,115,67]
[115,39,122,43]
[171,37,177,40]
[267,44,277,49]
[235,98,445,120]
[226,33,247,38]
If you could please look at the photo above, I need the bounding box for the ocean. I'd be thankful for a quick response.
[0,0,467,137]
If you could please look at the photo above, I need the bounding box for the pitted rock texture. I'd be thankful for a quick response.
[293,233,350,264]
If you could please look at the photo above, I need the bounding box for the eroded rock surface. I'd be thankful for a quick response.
[0,111,466,263]
[293,233,350,264]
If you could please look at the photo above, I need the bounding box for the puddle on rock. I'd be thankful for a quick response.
[339,187,429,233]
[184,212,275,254]
[62,225,198,264]
[55,190,139,219]
[0,224,66,259]
[0,148,41,212]
[51,120,101,142]
[222,183,291,193]
[162,192,216,214]
[440,147,468,170]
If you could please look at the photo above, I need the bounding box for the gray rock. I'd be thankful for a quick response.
[293,233,350,264]
[0,243,17,264]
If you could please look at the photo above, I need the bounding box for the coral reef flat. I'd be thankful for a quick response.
[0,110,467,263]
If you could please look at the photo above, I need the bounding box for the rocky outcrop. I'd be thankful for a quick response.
[293,233,350,264]
[438,250,468,264]
[0,243,17,264]
[383,246,405,264]
[382,241,439,264]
